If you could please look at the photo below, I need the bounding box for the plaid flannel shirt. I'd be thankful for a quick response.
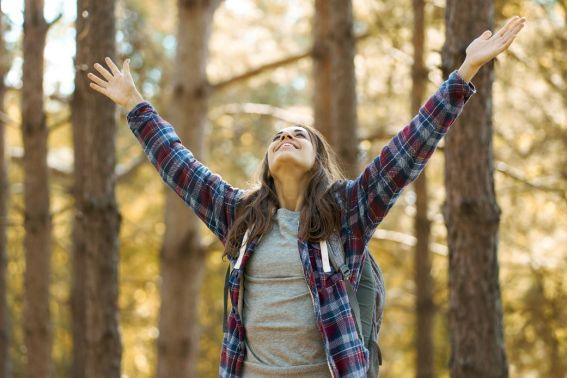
[127,69,476,377]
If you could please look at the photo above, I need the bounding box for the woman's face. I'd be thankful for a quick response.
[267,126,316,179]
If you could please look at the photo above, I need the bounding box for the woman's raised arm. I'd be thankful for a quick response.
[87,58,245,244]
[340,16,526,245]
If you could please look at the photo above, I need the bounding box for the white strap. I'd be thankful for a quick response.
[234,229,250,270]
[320,240,332,273]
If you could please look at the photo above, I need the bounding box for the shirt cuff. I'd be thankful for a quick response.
[126,101,153,122]
[450,69,477,95]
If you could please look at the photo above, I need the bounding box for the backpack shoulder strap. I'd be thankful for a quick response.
[223,228,250,334]
[222,264,231,333]
[326,233,352,280]
[323,234,363,342]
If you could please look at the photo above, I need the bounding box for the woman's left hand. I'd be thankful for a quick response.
[466,16,526,68]
[458,16,526,82]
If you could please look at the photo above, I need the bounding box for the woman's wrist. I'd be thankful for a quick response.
[457,59,481,84]
[125,92,145,111]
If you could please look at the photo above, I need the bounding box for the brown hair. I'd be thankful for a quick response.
[223,125,347,260]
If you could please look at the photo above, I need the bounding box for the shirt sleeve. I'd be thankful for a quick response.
[341,69,477,245]
[127,102,245,244]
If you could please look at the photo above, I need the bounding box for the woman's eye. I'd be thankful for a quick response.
[271,132,306,141]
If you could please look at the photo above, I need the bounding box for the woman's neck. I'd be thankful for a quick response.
[273,175,309,211]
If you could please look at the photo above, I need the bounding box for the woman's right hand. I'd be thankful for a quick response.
[87,57,145,110]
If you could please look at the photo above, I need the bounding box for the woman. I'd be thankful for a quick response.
[88,16,526,378]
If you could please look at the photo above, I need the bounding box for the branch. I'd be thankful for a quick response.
[211,50,311,92]
[371,228,448,256]
[9,146,72,179]
[210,102,313,126]
[46,12,63,29]
[116,153,148,183]
[0,110,18,129]
[48,115,71,132]
[10,146,150,184]
[211,31,371,92]
[495,161,567,198]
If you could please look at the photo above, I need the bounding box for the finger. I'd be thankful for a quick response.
[94,62,113,81]
[105,57,121,75]
[480,30,492,40]
[122,58,131,75]
[502,20,525,42]
[89,82,108,95]
[501,34,518,52]
[87,72,108,88]
[500,21,525,51]
[495,16,520,38]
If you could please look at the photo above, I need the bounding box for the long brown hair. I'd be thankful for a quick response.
[223,125,347,260]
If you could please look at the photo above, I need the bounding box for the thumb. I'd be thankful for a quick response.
[480,30,492,39]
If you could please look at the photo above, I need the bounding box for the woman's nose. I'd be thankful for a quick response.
[280,132,294,141]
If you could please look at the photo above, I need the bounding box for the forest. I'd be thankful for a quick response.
[0,0,565,377]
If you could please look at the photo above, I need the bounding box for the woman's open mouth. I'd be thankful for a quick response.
[277,142,298,151]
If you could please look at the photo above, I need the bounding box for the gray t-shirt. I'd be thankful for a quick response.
[241,208,331,377]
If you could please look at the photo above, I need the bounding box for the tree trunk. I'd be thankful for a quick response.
[71,0,122,377]
[411,1,435,377]
[329,0,358,178]
[156,1,221,377]
[312,0,333,144]
[441,1,508,377]
[21,1,52,376]
[0,3,12,376]
[70,0,88,376]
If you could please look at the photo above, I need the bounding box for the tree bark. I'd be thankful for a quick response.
[411,1,435,377]
[329,0,358,178]
[70,0,88,376]
[71,0,122,377]
[312,0,333,144]
[156,1,221,377]
[21,1,52,376]
[441,1,508,377]
[0,3,12,376]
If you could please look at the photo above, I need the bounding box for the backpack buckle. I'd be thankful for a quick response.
[339,264,351,280]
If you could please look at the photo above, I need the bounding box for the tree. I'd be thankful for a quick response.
[312,0,358,178]
[412,0,435,377]
[441,1,508,376]
[312,0,333,144]
[71,0,122,376]
[21,0,52,376]
[157,1,222,377]
[70,0,88,376]
[0,2,12,376]
[330,0,358,178]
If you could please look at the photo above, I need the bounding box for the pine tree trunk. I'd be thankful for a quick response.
[70,0,88,376]
[71,0,122,377]
[156,1,221,377]
[21,1,52,376]
[329,0,358,178]
[0,3,12,376]
[312,0,333,144]
[441,1,508,377]
[411,1,435,377]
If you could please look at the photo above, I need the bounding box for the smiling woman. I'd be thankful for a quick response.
[87,15,525,377]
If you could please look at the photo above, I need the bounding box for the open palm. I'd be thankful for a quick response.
[466,16,526,68]
[87,57,144,109]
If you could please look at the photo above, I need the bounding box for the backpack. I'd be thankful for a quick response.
[222,232,385,377]
[326,232,385,377]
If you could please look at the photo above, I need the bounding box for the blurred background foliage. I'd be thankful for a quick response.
[1,0,566,377]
